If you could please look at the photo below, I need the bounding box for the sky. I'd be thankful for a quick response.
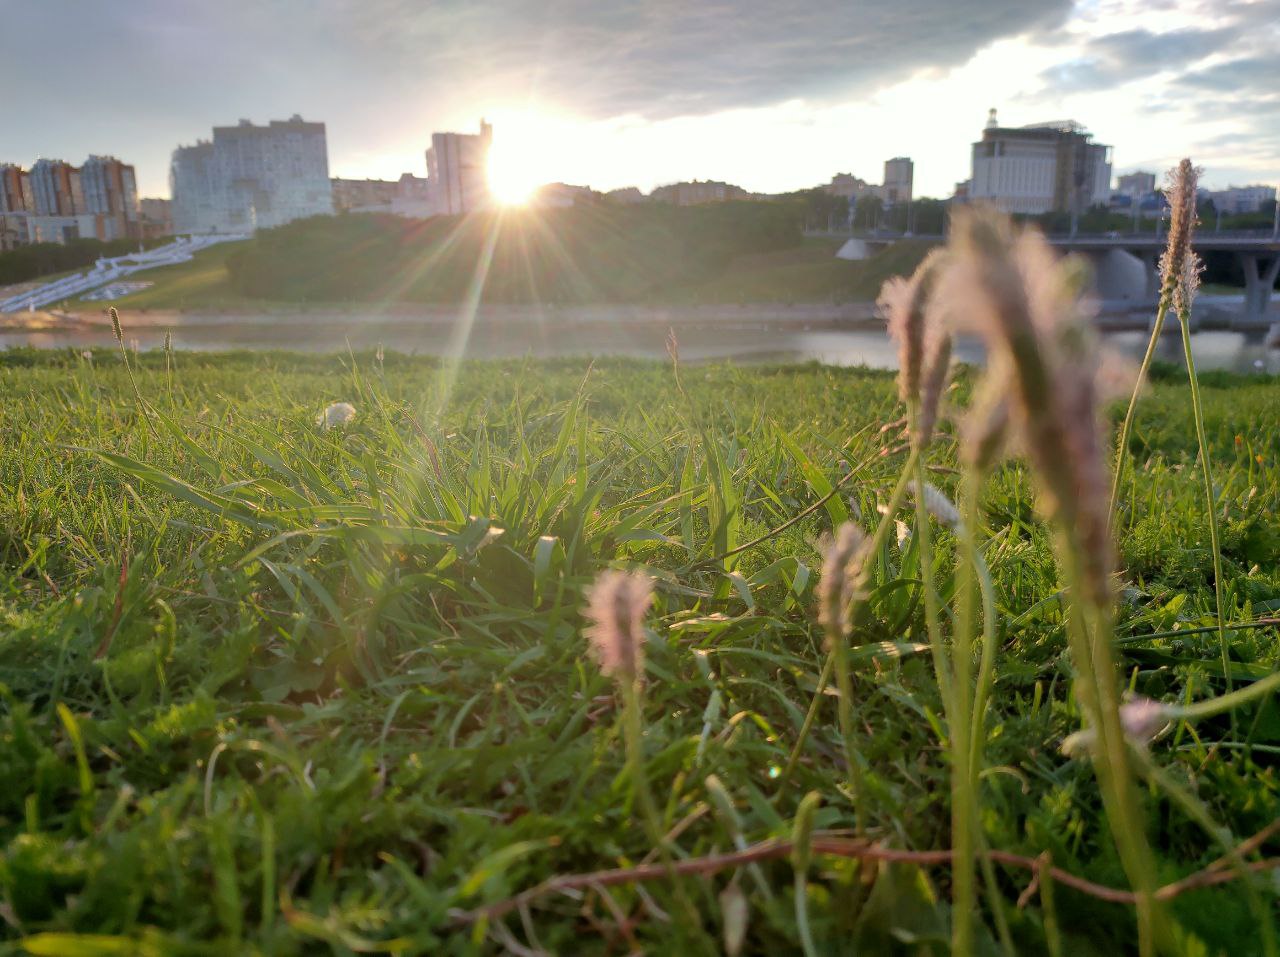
[2,0,1277,200]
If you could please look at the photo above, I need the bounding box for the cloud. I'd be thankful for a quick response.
[5,0,1076,124]
[1176,55,1280,91]
[1039,27,1237,92]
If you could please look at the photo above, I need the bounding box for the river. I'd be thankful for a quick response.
[1,312,1277,374]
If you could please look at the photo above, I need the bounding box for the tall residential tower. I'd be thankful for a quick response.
[171,115,333,234]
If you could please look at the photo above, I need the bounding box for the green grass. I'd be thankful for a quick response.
[1,348,1279,954]
[62,243,273,313]
[75,210,939,312]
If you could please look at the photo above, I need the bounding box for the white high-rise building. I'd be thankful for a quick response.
[426,120,493,215]
[171,115,333,234]
[969,111,1112,215]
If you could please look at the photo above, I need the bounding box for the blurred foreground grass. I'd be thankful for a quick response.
[1,348,1278,954]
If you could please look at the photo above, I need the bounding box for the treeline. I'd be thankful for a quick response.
[225,202,806,304]
[0,237,159,286]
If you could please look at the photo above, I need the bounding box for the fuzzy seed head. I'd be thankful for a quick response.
[584,569,653,682]
[317,401,357,430]
[917,322,953,448]
[163,331,173,353]
[946,207,1115,605]
[880,250,946,408]
[1062,695,1173,756]
[1159,160,1201,309]
[817,522,866,644]
[911,481,961,531]
[109,307,123,345]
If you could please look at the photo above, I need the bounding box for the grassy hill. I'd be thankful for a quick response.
[80,205,937,311]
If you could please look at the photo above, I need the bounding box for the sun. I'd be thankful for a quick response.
[487,143,542,206]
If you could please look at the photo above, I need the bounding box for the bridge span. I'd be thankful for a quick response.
[820,229,1280,330]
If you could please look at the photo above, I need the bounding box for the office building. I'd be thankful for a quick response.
[426,120,493,215]
[171,115,333,234]
[969,110,1112,214]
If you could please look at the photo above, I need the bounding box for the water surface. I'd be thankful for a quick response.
[1,314,1276,374]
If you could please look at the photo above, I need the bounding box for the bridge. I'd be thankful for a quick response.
[820,229,1280,330]
[1050,232,1280,327]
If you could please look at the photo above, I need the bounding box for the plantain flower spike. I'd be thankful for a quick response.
[584,569,654,683]
[817,522,867,645]
[944,207,1114,606]
[911,481,962,531]
[879,250,948,440]
[109,307,124,345]
[1159,159,1202,316]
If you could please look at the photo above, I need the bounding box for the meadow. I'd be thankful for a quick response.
[1,326,1278,954]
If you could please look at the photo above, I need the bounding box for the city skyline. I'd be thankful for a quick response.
[3,0,1278,199]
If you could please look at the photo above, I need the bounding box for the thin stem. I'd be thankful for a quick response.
[909,420,966,955]
[1171,668,1280,723]
[778,450,919,791]
[1057,539,1163,957]
[620,679,712,950]
[1108,298,1169,525]
[1176,300,1233,727]
[957,472,1013,955]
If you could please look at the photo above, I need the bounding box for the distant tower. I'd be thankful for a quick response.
[986,108,999,129]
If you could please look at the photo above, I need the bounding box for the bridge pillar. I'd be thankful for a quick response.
[1139,250,1160,301]
[1237,253,1280,330]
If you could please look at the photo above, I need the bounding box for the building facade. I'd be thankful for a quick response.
[969,111,1112,215]
[29,159,84,216]
[2,157,144,245]
[170,115,333,234]
[78,155,139,240]
[0,164,32,213]
[1208,185,1276,215]
[139,198,173,238]
[1117,171,1156,197]
[882,157,914,206]
[650,180,749,205]
[425,120,493,215]
[332,177,401,212]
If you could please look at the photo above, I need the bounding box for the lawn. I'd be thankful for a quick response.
[1,347,1279,954]
[60,242,271,314]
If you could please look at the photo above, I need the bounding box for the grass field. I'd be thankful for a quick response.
[1,344,1278,954]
